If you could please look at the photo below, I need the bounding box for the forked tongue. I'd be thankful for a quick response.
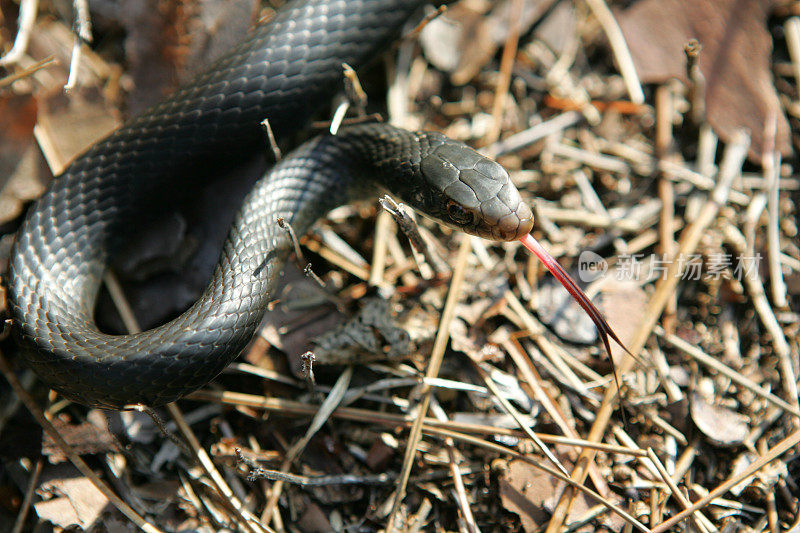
[519,233,632,360]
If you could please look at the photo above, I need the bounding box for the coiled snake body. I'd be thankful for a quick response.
[7,0,533,408]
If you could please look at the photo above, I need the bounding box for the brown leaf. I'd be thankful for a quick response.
[499,459,559,531]
[499,458,625,532]
[598,278,648,365]
[616,0,790,159]
[121,0,260,113]
[41,414,117,463]
[0,94,49,224]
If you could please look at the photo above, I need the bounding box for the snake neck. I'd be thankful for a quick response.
[7,124,437,408]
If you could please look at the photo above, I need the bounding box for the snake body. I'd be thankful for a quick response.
[7,0,533,408]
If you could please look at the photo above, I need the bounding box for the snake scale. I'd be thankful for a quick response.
[7,0,536,408]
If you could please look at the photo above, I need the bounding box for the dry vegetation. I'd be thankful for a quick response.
[0,0,798,531]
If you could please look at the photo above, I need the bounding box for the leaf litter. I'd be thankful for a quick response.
[0,0,798,531]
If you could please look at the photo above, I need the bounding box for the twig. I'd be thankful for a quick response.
[546,130,749,533]
[471,360,569,476]
[485,111,583,158]
[65,0,92,91]
[0,0,39,66]
[0,351,163,532]
[103,271,142,334]
[260,118,282,161]
[695,125,718,179]
[646,449,715,533]
[720,222,798,421]
[11,458,42,533]
[276,217,305,264]
[385,234,471,532]
[237,448,393,485]
[655,326,800,419]
[584,0,644,104]
[424,427,649,533]
[0,55,56,89]
[303,237,371,280]
[484,0,524,145]
[187,389,647,457]
[784,17,800,107]
[549,142,630,174]
[684,40,705,126]
[499,324,613,497]
[300,351,316,386]
[369,210,393,287]
[655,84,677,333]
[403,5,447,40]
[743,193,767,259]
[329,98,350,135]
[167,403,267,533]
[262,367,354,526]
[125,404,191,456]
[763,115,788,308]
[428,399,480,533]
[650,429,800,533]
[380,195,449,275]
[342,63,367,116]
[330,62,368,134]
[302,263,325,287]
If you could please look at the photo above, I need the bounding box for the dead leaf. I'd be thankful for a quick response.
[499,459,558,531]
[537,273,598,344]
[499,458,626,532]
[41,414,117,463]
[35,87,120,173]
[0,94,49,224]
[34,464,111,529]
[689,392,750,447]
[598,278,648,365]
[297,500,332,533]
[421,0,556,85]
[257,264,345,375]
[312,297,411,365]
[119,0,260,113]
[616,0,789,159]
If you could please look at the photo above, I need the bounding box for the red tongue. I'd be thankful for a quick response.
[519,233,631,359]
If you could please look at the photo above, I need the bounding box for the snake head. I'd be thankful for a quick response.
[413,135,533,241]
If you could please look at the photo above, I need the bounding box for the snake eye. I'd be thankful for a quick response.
[447,201,473,225]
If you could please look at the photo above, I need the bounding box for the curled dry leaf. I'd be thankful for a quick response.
[616,0,789,159]
[689,392,750,447]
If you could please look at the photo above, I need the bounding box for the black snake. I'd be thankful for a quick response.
[7,0,538,408]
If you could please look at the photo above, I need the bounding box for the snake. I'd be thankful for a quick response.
[6,0,538,408]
